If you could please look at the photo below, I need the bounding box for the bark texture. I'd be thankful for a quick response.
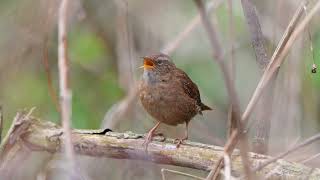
[0,112,320,179]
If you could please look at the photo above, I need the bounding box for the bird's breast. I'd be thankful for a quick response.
[142,70,157,85]
[139,80,198,126]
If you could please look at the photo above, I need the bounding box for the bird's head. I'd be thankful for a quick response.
[141,53,176,75]
[140,53,176,83]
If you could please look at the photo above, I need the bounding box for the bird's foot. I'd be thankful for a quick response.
[143,131,155,151]
[174,137,187,148]
[142,132,166,151]
[142,122,162,152]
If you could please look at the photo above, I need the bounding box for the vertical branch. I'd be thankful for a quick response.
[227,0,235,78]
[124,0,134,82]
[242,2,305,126]
[241,0,268,68]
[240,0,272,154]
[161,168,204,180]
[115,0,135,93]
[223,153,231,180]
[0,106,2,143]
[58,0,75,174]
[193,0,252,179]
[271,0,284,51]
[43,40,61,115]
[226,0,236,137]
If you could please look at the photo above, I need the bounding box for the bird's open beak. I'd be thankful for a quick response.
[140,57,155,69]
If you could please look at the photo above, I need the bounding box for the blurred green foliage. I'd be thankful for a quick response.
[1,26,124,134]
[310,30,320,87]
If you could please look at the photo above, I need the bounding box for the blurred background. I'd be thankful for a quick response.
[1,0,320,179]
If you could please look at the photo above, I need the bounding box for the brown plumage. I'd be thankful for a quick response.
[139,53,212,149]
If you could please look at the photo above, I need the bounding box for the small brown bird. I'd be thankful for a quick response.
[139,53,212,148]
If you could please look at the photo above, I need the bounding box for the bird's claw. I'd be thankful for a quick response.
[174,138,186,148]
[142,132,153,152]
[143,132,166,152]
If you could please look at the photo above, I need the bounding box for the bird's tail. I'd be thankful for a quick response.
[200,103,212,111]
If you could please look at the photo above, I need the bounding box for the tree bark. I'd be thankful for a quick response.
[0,112,319,179]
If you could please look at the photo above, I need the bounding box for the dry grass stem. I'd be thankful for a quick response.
[226,0,236,137]
[58,0,75,175]
[102,84,139,129]
[300,152,320,164]
[161,168,204,180]
[0,106,2,143]
[43,41,60,115]
[223,153,232,180]
[115,0,135,92]
[193,0,252,179]
[253,132,320,172]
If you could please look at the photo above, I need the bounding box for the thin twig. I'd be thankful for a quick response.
[58,0,75,176]
[253,133,320,172]
[223,153,231,180]
[209,129,238,180]
[271,0,283,52]
[251,138,299,179]
[0,106,2,144]
[123,0,135,83]
[161,168,204,180]
[102,83,138,129]
[42,40,61,115]
[226,0,236,137]
[115,0,135,92]
[193,0,252,179]
[300,152,320,164]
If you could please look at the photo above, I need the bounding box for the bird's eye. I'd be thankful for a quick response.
[157,61,163,65]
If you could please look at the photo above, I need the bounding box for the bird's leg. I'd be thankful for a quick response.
[143,122,161,151]
[174,121,189,148]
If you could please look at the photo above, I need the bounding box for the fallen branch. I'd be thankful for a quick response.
[1,112,320,179]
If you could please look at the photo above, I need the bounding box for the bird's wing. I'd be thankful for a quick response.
[175,68,202,105]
